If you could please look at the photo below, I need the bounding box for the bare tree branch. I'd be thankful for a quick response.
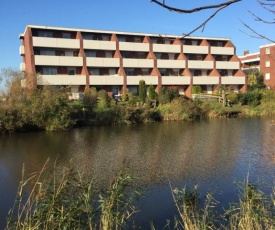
[248,10,275,24]
[150,0,241,14]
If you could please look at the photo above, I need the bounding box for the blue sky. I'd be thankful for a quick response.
[0,0,273,71]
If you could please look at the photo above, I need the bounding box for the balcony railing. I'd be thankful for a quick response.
[119,42,149,52]
[162,76,191,85]
[19,45,25,56]
[20,62,25,71]
[216,61,240,69]
[123,58,154,68]
[153,44,181,53]
[211,47,234,55]
[221,76,246,84]
[127,76,158,85]
[83,40,116,50]
[35,55,83,66]
[89,75,124,85]
[86,57,120,67]
[193,76,219,85]
[183,45,208,54]
[37,75,86,85]
[188,60,214,69]
[157,59,185,68]
[32,37,80,49]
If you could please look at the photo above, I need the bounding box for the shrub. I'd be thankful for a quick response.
[238,91,262,107]
[226,93,238,105]
[97,90,111,109]
[148,84,157,100]
[192,86,202,94]
[138,80,147,102]
[82,87,97,108]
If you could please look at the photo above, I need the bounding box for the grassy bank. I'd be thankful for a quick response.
[5,161,275,230]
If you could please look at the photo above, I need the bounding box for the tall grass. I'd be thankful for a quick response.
[5,160,139,230]
[5,161,275,230]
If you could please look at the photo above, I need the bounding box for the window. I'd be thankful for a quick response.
[68,69,75,75]
[142,69,149,75]
[118,37,126,42]
[159,69,166,76]
[134,37,141,43]
[194,70,202,76]
[105,52,112,58]
[222,56,228,61]
[122,52,131,58]
[86,51,96,57]
[38,31,53,37]
[125,69,134,76]
[102,35,109,41]
[265,73,270,80]
[266,47,270,55]
[217,42,223,47]
[83,34,93,40]
[65,51,73,56]
[155,53,161,59]
[265,60,270,68]
[43,67,57,75]
[196,55,202,61]
[62,33,71,39]
[40,50,55,56]
[88,69,99,75]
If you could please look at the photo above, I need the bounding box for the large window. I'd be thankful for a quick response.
[38,31,53,37]
[86,51,96,57]
[40,50,55,56]
[265,60,270,68]
[266,47,270,55]
[68,68,75,75]
[43,67,57,75]
[265,73,270,80]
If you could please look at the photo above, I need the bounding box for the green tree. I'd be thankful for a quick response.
[139,80,147,102]
[148,84,157,100]
[97,90,111,109]
[83,87,97,108]
[245,69,265,90]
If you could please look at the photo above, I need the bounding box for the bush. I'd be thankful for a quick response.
[192,86,202,94]
[148,85,157,100]
[139,80,147,102]
[226,93,238,105]
[82,87,97,108]
[238,91,262,107]
[97,90,111,109]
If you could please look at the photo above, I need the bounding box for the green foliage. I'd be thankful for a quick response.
[238,90,262,107]
[192,85,202,94]
[82,87,97,108]
[226,93,238,105]
[148,85,157,100]
[158,87,180,105]
[97,90,111,109]
[138,80,147,102]
[245,69,265,90]
[121,93,129,102]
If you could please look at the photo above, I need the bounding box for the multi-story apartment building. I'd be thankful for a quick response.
[19,25,246,98]
[239,43,275,89]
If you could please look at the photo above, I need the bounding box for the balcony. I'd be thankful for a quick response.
[157,60,185,68]
[119,42,149,52]
[86,57,120,67]
[37,75,86,85]
[193,76,219,85]
[83,40,116,50]
[20,62,25,71]
[35,55,83,66]
[221,76,246,85]
[123,58,154,68]
[127,76,158,85]
[183,45,208,54]
[89,75,124,85]
[216,61,240,69]
[162,76,191,85]
[19,45,25,56]
[153,44,181,53]
[32,37,80,49]
[188,60,214,69]
[211,47,234,55]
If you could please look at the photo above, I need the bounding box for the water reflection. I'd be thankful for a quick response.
[0,117,275,229]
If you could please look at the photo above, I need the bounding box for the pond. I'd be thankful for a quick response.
[0,117,275,229]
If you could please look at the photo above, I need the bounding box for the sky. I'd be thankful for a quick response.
[0,0,274,72]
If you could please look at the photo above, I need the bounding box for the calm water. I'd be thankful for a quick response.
[1,117,275,229]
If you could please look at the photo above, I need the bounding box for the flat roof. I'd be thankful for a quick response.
[21,24,232,41]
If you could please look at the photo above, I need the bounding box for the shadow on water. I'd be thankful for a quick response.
[0,117,275,229]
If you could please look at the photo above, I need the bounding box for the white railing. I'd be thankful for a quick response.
[86,57,120,67]
[221,76,246,84]
[123,58,154,68]
[32,37,80,49]
[153,44,181,53]
[83,40,116,50]
[183,45,208,54]
[157,59,185,68]
[119,42,149,52]
[216,61,240,69]
[162,76,191,85]
[89,75,124,85]
[20,62,25,71]
[193,76,219,85]
[188,60,214,69]
[35,55,83,66]
[211,47,234,55]
[37,75,86,85]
